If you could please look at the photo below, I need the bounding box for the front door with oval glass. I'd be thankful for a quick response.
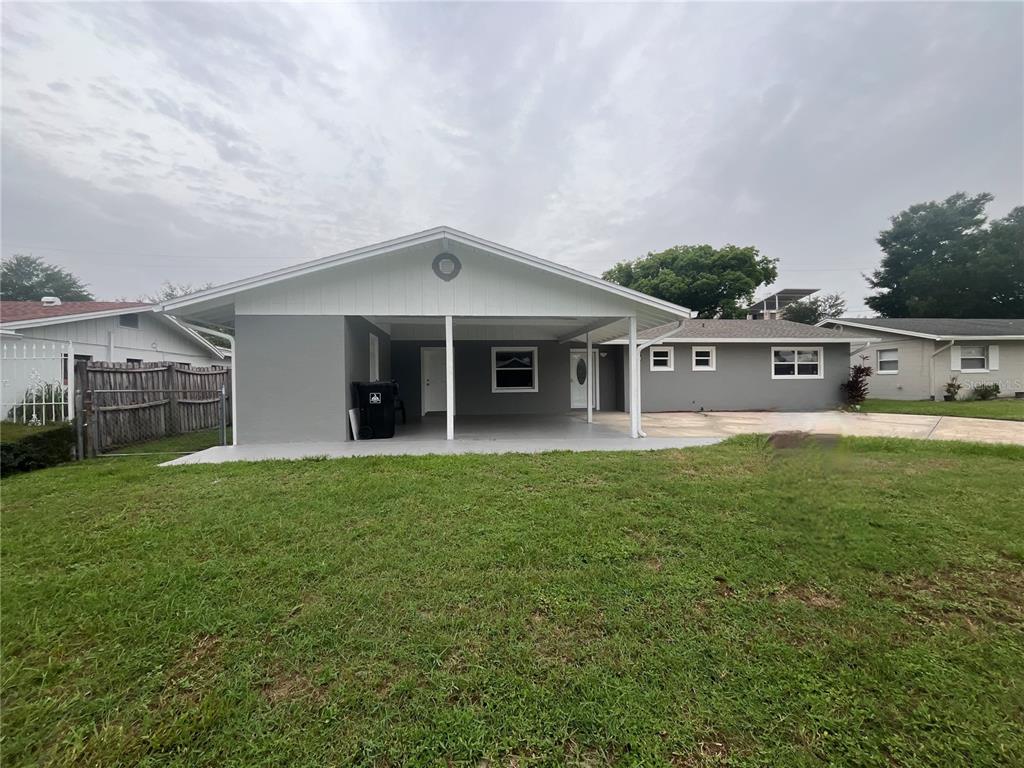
[569,349,599,409]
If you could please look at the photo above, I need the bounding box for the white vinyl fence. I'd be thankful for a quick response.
[1,341,75,425]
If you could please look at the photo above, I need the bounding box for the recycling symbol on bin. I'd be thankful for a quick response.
[369,392,382,405]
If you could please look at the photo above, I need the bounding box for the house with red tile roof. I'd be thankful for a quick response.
[0,299,226,365]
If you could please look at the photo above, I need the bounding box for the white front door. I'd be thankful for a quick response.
[569,349,598,409]
[421,347,447,415]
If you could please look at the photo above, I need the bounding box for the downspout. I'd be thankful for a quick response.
[930,340,953,401]
[633,320,685,438]
[181,322,237,446]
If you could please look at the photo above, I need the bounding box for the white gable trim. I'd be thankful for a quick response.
[159,226,691,320]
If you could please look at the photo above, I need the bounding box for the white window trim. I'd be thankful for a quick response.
[958,345,989,373]
[691,345,716,372]
[491,346,539,393]
[876,348,899,375]
[649,346,674,372]
[771,346,824,380]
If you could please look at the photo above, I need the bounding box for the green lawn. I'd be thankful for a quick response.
[2,438,1023,766]
[861,397,1024,421]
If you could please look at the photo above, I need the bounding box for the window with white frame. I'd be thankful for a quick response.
[877,348,899,374]
[692,346,716,371]
[491,347,538,392]
[772,347,823,379]
[959,345,987,370]
[119,313,139,329]
[649,346,674,371]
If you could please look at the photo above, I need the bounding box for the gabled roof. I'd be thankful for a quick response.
[0,300,226,358]
[158,226,692,321]
[607,318,875,344]
[0,300,149,324]
[819,317,1024,340]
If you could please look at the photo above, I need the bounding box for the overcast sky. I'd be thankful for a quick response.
[2,2,1021,313]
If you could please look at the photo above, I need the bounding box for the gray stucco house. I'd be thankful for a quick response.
[819,318,1024,400]
[159,227,866,446]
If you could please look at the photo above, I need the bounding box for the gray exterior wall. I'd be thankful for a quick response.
[932,340,1024,399]
[831,326,1024,399]
[832,327,932,400]
[236,315,348,443]
[634,342,849,412]
[390,339,618,419]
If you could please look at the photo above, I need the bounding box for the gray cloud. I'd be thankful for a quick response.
[2,2,1021,312]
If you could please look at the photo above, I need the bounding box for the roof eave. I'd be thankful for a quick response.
[158,226,692,320]
[604,336,878,345]
[817,319,1024,341]
[0,305,155,330]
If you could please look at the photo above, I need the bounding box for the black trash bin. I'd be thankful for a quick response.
[351,381,397,439]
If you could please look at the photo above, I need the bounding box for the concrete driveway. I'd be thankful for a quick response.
[595,410,1024,446]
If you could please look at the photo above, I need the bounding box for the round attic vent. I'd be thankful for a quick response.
[432,252,461,281]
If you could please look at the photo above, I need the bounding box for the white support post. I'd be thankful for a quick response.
[585,331,593,424]
[66,341,75,421]
[445,315,455,441]
[628,316,639,438]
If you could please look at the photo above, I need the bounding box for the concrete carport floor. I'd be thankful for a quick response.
[594,410,1024,446]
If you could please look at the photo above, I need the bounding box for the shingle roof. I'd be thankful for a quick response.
[638,319,856,341]
[828,317,1024,338]
[0,301,150,324]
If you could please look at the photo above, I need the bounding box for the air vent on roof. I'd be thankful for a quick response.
[41,296,62,306]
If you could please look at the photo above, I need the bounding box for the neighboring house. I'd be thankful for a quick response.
[818,318,1024,400]
[745,288,819,320]
[158,227,866,446]
[0,299,226,366]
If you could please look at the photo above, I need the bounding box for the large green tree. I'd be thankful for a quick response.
[781,293,847,325]
[866,193,1023,317]
[0,255,94,302]
[603,244,778,318]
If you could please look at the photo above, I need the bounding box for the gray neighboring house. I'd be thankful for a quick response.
[818,318,1024,400]
[158,227,868,446]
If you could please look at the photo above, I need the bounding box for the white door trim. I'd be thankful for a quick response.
[569,348,599,410]
[420,346,447,416]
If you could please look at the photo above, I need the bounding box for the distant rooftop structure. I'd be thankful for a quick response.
[745,288,819,320]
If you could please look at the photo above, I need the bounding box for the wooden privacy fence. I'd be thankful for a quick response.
[77,361,231,455]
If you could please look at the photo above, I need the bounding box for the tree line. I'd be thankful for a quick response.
[603,192,1021,321]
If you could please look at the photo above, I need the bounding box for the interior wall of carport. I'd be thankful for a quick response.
[390,339,620,418]
[344,316,392,416]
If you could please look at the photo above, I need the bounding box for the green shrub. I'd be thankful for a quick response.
[970,383,1001,401]
[0,422,75,476]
